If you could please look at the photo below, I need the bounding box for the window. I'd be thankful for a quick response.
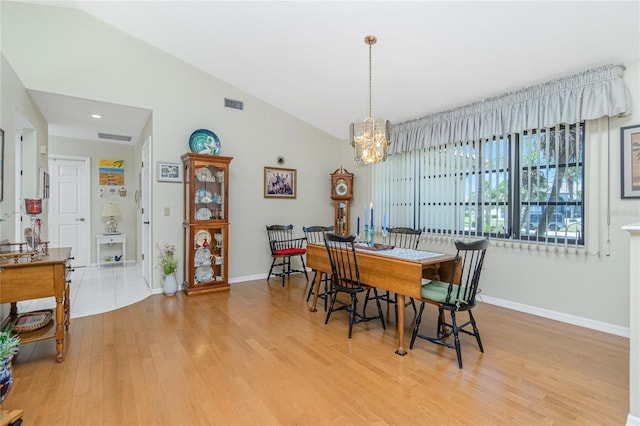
[374,123,584,246]
[518,124,584,244]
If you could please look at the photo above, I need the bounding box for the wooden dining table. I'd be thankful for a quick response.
[305,243,457,356]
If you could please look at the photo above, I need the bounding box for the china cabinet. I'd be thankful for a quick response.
[181,153,233,295]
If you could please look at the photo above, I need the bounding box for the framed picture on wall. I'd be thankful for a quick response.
[156,161,182,182]
[39,168,50,199]
[621,124,640,198]
[264,166,296,199]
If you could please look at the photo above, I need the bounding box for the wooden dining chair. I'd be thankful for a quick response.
[323,233,386,338]
[368,226,422,323]
[266,224,308,286]
[303,225,334,310]
[409,238,489,369]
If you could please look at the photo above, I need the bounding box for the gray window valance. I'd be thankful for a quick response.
[390,64,632,154]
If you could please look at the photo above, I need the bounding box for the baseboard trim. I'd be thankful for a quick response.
[479,295,629,338]
[229,273,630,338]
[230,273,269,284]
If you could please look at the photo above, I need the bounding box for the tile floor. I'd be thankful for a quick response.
[17,263,153,318]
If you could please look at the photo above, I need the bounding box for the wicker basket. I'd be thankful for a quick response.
[11,309,53,333]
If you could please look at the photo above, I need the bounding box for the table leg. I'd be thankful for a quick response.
[55,296,64,363]
[309,270,320,312]
[395,294,408,356]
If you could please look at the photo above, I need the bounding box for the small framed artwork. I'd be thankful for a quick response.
[157,162,182,183]
[621,124,640,198]
[264,166,296,199]
[39,168,50,199]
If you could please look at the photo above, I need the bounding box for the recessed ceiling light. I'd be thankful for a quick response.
[90,114,102,119]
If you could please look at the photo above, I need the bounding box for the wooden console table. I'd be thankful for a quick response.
[0,247,72,363]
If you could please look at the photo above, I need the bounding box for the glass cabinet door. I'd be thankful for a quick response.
[193,164,226,221]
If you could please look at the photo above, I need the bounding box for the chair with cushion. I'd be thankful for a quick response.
[303,225,334,310]
[266,224,309,286]
[369,227,422,323]
[323,232,386,338]
[409,238,489,369]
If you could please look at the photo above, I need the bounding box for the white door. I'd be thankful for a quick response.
[48,156,91,267]
[141,137,152,288]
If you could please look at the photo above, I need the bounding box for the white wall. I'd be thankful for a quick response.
[0,55,49,319]
[1,2,343,291]
[0,56,50,234]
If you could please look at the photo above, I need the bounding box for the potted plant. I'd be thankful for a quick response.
[0,330,20,404]
[158,243,179,295]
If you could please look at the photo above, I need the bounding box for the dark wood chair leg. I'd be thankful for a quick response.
[306,274,317,302]
[373,289,386,330]
[325,291,338,325]
[282,257,289,287]
[450,311,463,369]
[300,255,309,281]
[267,258,277,282]
[469,311,484,352]
[410,302,426,348]
[348,294,357,338]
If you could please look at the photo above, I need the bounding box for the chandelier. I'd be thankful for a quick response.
[349,35,391,165]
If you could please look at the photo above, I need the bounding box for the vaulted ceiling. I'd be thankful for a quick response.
[24,1,640,143]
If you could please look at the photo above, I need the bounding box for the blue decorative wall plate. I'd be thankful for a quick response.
[189,129,221,155]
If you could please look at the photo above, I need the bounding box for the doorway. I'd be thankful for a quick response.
[48,155,91,267]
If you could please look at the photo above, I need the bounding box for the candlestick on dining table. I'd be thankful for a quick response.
[356,216,360,236]
[364,207,368,227]
[383,212,387,232]
[370,203,373,229]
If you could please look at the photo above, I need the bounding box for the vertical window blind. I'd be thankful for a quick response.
[374,122,585,252]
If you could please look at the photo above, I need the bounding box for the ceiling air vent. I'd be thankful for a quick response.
[224,98,244,111]
[98,132,132,142]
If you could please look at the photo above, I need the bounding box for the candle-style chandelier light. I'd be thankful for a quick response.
[349,35,391,165]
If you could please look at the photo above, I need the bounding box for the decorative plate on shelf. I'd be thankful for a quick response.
[195,189,212,204]
[195,230,211,247]
[194,248,212,266]
[195,207,212,220]
[195,266,214,283]
[189,129,221,155]
[195,167,213,182]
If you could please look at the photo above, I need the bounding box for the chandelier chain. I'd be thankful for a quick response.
[368,41,372,118]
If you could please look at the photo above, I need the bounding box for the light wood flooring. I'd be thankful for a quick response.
[2,275,629,425]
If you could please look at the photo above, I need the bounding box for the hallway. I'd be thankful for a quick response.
[17,263,153,318]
